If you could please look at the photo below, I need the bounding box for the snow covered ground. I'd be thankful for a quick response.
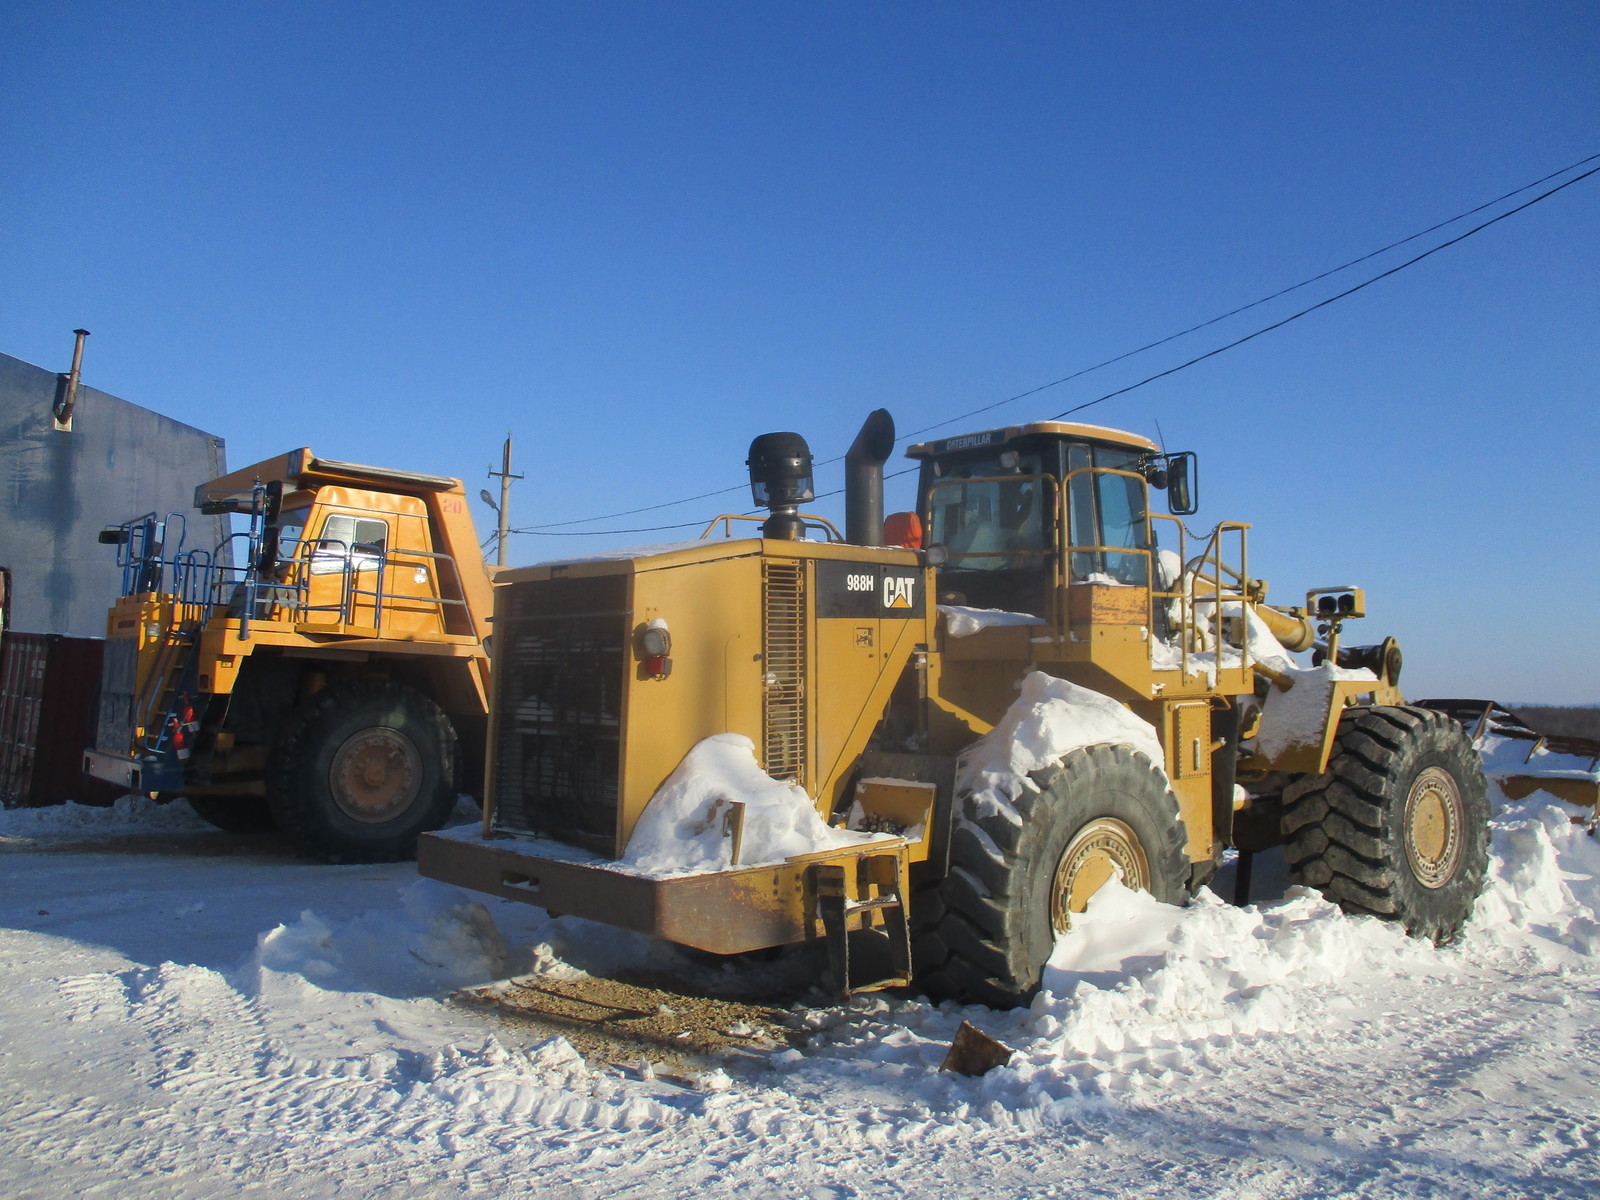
[3,787,1598,1199]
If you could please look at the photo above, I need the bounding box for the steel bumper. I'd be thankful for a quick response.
[84,748,152,792]
[417,829,907,956]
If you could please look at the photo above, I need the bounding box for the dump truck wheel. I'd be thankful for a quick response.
[186,795,278,834]
[266,680,458,863]
[915,743,1189,1009]
[1280,705,1489,942]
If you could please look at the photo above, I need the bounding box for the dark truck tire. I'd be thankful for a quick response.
[915,743,1190,1009]
[266,680,459,863]
[1281,705,1489,942]
[186,795,278,834]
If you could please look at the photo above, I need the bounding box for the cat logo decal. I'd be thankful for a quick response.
[882,575,917,610]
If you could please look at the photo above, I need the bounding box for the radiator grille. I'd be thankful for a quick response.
[491,575,627,852]
[762,559,808,786]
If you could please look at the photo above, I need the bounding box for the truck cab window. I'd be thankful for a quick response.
[927,452,1047,573]
[276,507,308,557]
[313,514,389,575]
[1067,444,1153,585]
[926,449,1054,615]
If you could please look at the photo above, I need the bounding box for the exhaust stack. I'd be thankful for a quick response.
[844,409,895,546]
[52,328,90,432]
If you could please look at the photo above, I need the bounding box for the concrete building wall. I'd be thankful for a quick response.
[0,350,228,639]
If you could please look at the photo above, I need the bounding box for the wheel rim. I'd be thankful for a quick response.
[1404,766,1465,889]
[329,728,422,823]
[1050,817,1150,935]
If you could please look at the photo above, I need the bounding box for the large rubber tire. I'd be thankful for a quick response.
[915,743,1190,1009]
[266,680,459,863]
[1281,705,1489,943]
[186,795,279,834]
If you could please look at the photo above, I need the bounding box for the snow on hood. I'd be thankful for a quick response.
[615,733,887,877]
[956,672,1167,827]
[1253,661,1379,759]
[939,604,1048,638]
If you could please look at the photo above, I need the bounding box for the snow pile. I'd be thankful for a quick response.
[1468,794,1600,959]
[1477,731,1600,783]
[1152,597,1298,680]
[807,794,1600,1111]
[244,880,511,998]
[1253,661,1378,758]
[956,672,1166,825]
[0,793,208,837]
[617,734,883,877]
[939,604,1047,638]
[797,880,1438,1109]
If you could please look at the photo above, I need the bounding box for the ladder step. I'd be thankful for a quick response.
[847,895,903,914]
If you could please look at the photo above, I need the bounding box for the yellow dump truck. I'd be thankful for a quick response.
[86,450,493,861]
[420,412,1492,1006]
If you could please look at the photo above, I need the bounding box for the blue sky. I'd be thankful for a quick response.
[4,2,1597,702]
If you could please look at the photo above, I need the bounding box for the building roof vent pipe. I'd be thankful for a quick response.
[844,408,896,546]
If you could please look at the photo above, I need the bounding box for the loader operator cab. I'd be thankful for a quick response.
[911,423,1197,620]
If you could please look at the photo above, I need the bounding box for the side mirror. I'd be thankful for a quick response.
[1165,452,1198,515]
[97,527,129,545]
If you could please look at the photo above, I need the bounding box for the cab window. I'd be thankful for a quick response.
[927,451,1048,573]
[1067,444,1152,585]
[312,514,389,575]
[276,506,309,557]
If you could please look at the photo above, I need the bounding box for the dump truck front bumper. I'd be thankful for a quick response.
[83,748,184,794]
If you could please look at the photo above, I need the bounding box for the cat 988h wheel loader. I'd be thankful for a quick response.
[419,411,1491,1007]
[85,450,493,862]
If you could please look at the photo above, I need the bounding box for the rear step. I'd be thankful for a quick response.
[811,850,912,998]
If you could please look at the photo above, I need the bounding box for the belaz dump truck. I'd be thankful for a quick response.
[420,412,1492,1006]
[86,450,493,861]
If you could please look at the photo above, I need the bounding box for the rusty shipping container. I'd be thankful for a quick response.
[0,632,121,807]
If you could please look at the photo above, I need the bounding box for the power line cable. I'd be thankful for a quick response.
[1046,160,1600,423]
[514,152,1599,537]
[897,148,1600,443]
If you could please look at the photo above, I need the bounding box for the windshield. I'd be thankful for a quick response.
[926,450,1048,573]
[311,512,389,575]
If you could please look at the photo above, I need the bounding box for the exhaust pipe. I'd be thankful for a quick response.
[52,328,90,432]
[844,409,895,546]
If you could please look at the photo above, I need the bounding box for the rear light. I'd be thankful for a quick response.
[169,694,198,761]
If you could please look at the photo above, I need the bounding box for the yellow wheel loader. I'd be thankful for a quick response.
[85,450,493,862]
[419,412,1490,1006]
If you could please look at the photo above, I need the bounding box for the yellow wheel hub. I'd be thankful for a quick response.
[330,728,421,823]
[1405,766,1464,889]
[1051,817,1150,934]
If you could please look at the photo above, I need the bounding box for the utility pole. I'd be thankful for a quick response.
[485,433,523,567]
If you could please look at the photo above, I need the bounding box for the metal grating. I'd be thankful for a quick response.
[94,636,139,755]
[492,575,628,852]
[762,559,808,786]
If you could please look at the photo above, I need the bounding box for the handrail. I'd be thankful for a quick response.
[700,513,844,541]
[1047,466,1255,679]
